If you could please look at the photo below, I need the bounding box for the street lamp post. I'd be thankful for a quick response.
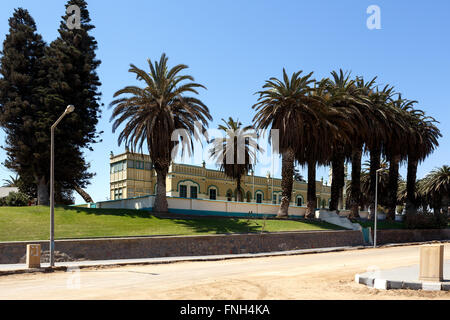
[50,105,75,267]
[373,168,383,248]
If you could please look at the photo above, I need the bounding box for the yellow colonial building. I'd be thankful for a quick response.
[110,151,332,208]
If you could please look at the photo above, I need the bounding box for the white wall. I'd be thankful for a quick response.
[96,195,306,217]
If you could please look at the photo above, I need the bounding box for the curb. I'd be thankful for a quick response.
[0,245,366,276]
[355,274,449,291]
[2,240,448,277]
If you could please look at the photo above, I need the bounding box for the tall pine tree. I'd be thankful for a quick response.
[0,1,102,205]
[41,0,102,204]
[0,8,50,203]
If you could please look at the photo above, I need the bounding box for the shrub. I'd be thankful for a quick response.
[404,210,447,229]
[4,191,29,206]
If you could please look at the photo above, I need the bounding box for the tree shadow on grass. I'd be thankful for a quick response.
[355,219,405,230]
[171,217,263,234]
[62,206,261,233]
[61,205,154,219]
[60,206,342,233]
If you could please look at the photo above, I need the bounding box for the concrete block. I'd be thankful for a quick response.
[387,280,403,289]
[374,278,387,290]
[359,276,374,287]
[441,283,450,291]
[422,282,442,291]
[352,223,362,231]
[26,244,41,268]
[402,281,422,290]
[419,244,444,282]
[315,210,336,219]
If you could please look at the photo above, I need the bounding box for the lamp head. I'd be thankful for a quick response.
[65,105,75,113]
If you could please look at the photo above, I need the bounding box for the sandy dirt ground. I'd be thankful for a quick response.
[0,243,449,300]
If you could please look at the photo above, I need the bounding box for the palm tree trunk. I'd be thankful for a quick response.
[405,155,418,217]
[387,154,400,220]
[368,147,381,218]
[236,176,242,202]
[74,185,93,203]
[349,146,362,219]
[441,194,449,216]
[154,167,169,213]
[277,149,295,218]
[329,148,345,211]
[306,159,316,219]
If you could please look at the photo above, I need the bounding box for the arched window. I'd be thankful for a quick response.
[209,188,217,200]
[208,186,218,200]
[255,191,263,203]
[179,185,187,198]
[246,191,252,202]
[177,180,200,198]
[296,195,304,207]
[190,186,198,199]
[272,192,282,204]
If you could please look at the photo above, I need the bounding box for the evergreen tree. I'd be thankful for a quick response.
[41,0,102,203]
[0,8,49,203]
[0,1,101,205]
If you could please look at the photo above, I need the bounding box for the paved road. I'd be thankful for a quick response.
[1,243,449,299]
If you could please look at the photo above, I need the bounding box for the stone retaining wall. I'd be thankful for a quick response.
[374,229,450,245]
[0,230,363,264]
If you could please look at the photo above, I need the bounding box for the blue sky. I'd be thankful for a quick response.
[0,0,449,203]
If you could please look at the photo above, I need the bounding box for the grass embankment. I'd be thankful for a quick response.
[0,206,344,242]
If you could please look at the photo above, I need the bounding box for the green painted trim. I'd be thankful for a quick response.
[296,194,304,206]
[176,179,201,193]
[254,189,264,200]
[206,185,220,197]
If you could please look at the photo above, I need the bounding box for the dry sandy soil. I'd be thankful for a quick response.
[0,243,449,300]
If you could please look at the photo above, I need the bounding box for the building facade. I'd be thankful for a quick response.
[110,151,334,208]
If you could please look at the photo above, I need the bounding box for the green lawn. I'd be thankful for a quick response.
[0,206,343,242]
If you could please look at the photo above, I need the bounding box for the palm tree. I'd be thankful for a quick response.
[110,53,212,213]
[384,95,412,219]
[2,174,19,187]
[347,76,377,218]
[209,117,260,202]
[397,178,427,210]
[323,70,369,213]
[294,168,305,182]
[253,69,318,218]
[365,85,395,216]
[253,69,323,217]
[74,185,94,203]
[300,80,350,218]
[403,109,441,215]
[419,165,450,216]
[346,160,390,210]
